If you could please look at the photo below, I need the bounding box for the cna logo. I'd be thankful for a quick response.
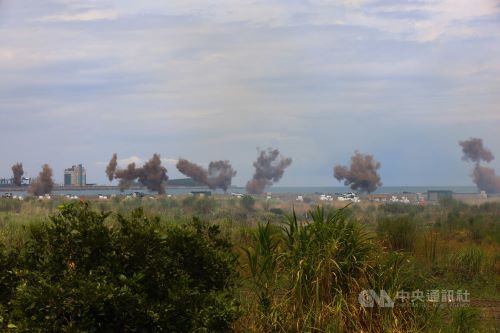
[358,290,394,308]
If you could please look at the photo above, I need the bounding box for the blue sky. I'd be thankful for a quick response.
[1,0,499,186]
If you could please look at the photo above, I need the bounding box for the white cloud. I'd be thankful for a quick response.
[38,9,118,22]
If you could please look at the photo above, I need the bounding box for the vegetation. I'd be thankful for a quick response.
[0,202,238,332]
[0,196,498,332]
[240,195,256,212]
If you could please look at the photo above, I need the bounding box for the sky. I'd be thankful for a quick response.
[0,0,499,187]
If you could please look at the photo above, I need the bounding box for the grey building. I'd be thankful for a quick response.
[64,164,86,186]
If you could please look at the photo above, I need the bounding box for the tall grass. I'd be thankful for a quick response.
[450,307,481,333]
[377,216,417,252]
[240,206,441,332]
[450,246,485,282]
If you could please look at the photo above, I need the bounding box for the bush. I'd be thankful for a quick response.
[377,216,417,252]
[0,202,239,332]
[240,195,255,212]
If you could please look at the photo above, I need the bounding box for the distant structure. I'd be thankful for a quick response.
[64,164,86,186]
[0,179,10,186]
[191,190,212,197]
[427,190,452,202]
[0,177,31,187]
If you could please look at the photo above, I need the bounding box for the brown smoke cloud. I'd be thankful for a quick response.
[106,153,117,181]
[459,138,499,193]
[333,151,382,193]
[472,165,500,194]
[107,154,169,194]
[114,162,139,192]
[459,138,494,163]
[28,164,54,196]
[176,159,237,192]
[137,154,169,194]
[176,159,208,185]
[11,162,24,186]
[246,148,292,194]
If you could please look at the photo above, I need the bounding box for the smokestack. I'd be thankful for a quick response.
[11,163,24,187]
[107,154,169,194]
[246,148,292,194]
[106,153,118,181]
[176,158,237,192]
[459,138,499,193]
[28,164,54,196]
[333,151,382,193]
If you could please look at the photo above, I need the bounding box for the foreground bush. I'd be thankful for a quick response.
[241,207,434,332]
[0,202,238,332]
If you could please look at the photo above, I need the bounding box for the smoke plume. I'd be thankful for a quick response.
[11,163,24,186]
[28,164,54,196]
[459,138,499,193]
[459,138,494,163]
[114,162,139,192]
[333,151,382,193]
[246,148,292,194]
[106,153,118,181]
[472,165,500,194]
[138,154,169,194]
[176,158,237,192]
[107,154,168,194]
[176,159,208,185]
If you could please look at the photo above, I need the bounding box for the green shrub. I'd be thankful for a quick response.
[1,202,239,332]
[377,216,417,252]
[240,195,255,212]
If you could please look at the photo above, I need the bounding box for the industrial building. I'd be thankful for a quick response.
[64,164,86,187]
[427,190,453,202]
[0,177,31,187]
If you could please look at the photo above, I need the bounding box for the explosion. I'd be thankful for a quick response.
[176,159,237,192]
[334,151,382,193]
[459,138,499,193]
[28,164,54,196]
[246,148,292,194]
[11,163,24,186]
[106,154,168,194]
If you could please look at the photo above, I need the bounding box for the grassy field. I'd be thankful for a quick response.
[0,195,498,332]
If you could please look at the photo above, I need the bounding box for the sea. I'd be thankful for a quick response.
[2,186,479,197]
